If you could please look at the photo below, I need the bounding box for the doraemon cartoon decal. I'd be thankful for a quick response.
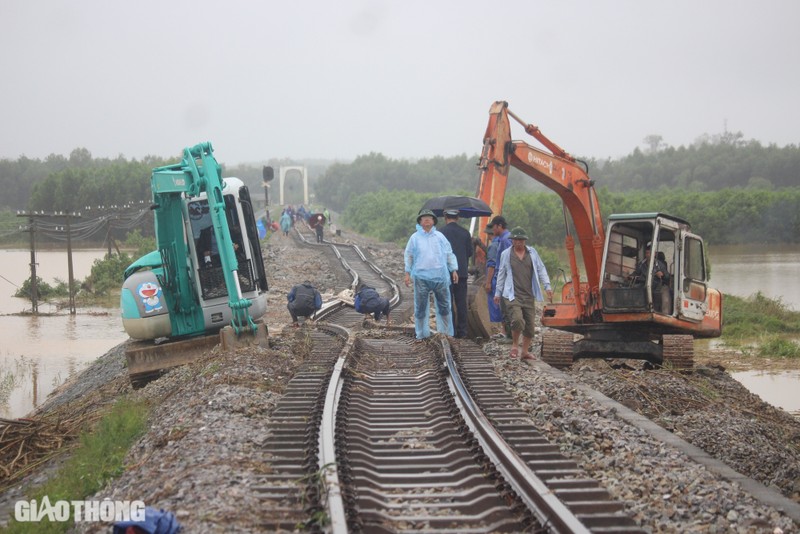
[138,281,163,313]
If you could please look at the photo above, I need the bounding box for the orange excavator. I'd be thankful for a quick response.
[476,101,722,368]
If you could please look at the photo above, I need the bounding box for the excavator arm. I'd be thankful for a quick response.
[150,142,257,336]
[477,101,605,320]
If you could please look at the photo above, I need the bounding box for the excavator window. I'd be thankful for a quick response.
[189,196,242,267]
[683,237,707,301]
[189,200,216,267]
[684,238,705,281]
[603,231,638,286]
[187,195,258,301]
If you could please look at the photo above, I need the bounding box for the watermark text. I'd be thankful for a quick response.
[15,497,145,522]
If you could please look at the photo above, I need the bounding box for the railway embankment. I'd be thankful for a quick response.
[1,226,798,533]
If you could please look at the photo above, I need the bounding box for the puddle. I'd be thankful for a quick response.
[731,369,800,417]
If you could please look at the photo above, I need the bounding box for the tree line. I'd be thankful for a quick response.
[0,130,797,246]
[340,188,800,248]
[0,148,317,213]
[314,133,800,214]
[588,137,798,192]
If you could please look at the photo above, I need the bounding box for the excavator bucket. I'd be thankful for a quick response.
[126,321,269,386]
[220,321,269,351]
[125,335,220,386]
[467,276,493,340]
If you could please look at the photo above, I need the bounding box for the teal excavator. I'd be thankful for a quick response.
[120,142,269,382]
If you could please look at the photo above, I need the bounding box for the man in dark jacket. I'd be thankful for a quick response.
[630,242,670,313]
[485,215,513,342]
[439,209,473,338]
[312,214,325,243]
[287,281,322,326]
[354,284,391,325]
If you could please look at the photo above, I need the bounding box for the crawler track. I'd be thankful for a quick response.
[254,225,644,532]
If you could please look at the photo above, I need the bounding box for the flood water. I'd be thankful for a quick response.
[0,244,798,420]
[730,369,800,417]
[709,243,800,311]
[0,249,126,419]
[706,244,800,417]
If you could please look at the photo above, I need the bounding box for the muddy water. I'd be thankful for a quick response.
[709,244,800,416]
[1,245,799,419]
[710,243,800,311]
[0,249,126,418]
[730,370,800,417]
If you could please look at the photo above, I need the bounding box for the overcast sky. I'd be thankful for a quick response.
[2,0,798,166]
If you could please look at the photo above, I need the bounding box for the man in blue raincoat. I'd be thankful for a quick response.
[279,209,292,237]
[404,209,459,339]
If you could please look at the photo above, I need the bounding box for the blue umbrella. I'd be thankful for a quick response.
[421,195,493,218]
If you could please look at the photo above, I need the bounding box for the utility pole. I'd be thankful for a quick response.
[52,212,83,315]
[106,213,113,258]
[18,210,83,315]
[16,212,39,313]
[27,216,38,314]
[65,213,76,315]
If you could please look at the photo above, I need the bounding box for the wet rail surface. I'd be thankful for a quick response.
[337,334,534,532]
[255,225,644,532]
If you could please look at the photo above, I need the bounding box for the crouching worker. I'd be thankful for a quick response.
[354,284,391,326]
[287,281,322,327]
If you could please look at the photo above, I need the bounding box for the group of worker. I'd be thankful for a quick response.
[285,280,391,328]
[278,206,332,241]
[285,208,554,362]
[285,205,393,327]
[405,210,552,360]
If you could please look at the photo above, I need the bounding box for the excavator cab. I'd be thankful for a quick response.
[601,213,675,315]
[599,212,714,327]
[186,179,268,320]
[537,212,717,369]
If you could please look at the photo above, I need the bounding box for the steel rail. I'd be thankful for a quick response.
[317,323,355,534]
[294,223,401,306]
[440,336,592,534]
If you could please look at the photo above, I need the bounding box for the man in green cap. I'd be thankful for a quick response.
[493,227,553,359]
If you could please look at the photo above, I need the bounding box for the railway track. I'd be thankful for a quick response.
[252,223,644,532]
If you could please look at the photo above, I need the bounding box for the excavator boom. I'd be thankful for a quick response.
[478,101,605,319]
[150,142,258,336]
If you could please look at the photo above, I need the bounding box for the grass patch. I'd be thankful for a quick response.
[722,292,800,339]
[720,292,800,359]
[0,366,20,405]
[4,398,149,533]
[757,336,800,358]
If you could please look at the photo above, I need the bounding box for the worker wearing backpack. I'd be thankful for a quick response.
[354,284,391,326]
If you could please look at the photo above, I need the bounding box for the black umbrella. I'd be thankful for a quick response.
[421,195,493,218]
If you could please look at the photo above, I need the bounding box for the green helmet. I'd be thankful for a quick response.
[510,226,529,240]
[417,209,438,225]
